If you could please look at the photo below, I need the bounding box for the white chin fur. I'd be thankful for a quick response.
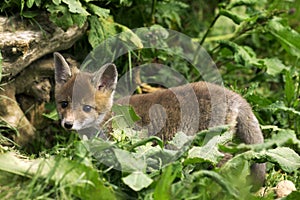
[72,117,98,130]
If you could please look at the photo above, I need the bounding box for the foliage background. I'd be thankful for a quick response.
[0,0,300,199]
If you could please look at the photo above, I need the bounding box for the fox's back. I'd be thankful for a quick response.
[116,81,262,143]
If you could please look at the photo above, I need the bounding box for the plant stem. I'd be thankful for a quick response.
[151,0,157,24]
[200,13,220,46]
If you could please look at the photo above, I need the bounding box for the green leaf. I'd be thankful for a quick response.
[22,11,40,18]
[219,41,261,67]
[26,0,35,8]
[266,129,300,149]
[88,16,143,49]
[87,4,110,18]
[122,171,153,191]
[112,104,140,129]
[191,170,239,198]
[266,147,300,173]
[186,128,233,165]
[219,9,245,24]
[187,141,224,164]
[0,152,116,200]
[87,16,104,48]
[154,163,181,200]
[221,129,300,153]
[47,4,87,29]
[52,0,61,6]
[220,154,251,191]
[268,101,300,116]
[113,149,146,172]
[284,70,295,106]
[62,0,89,15]
[263,57,287,76]
[267,18,300,57]
[167,132,193,149]
[42,109,59,121]
[129,136,164,150]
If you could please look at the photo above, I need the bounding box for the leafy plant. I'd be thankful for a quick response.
[1,0,300,199]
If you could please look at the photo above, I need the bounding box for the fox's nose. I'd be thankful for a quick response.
[64,122,73,129]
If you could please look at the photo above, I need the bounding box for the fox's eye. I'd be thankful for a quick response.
[61,101,68,108]
[83,105,92,112]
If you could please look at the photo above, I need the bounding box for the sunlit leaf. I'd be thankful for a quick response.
[122,171,153,191]
[0,152,116,200]
[47,4,87,29]
[88,16,143,49]
[87,3,109,18]
[263,57,287,76]
[114,149,146,172]
[267,18,300,57]
[62,0,89,15]
[266,147,300,173]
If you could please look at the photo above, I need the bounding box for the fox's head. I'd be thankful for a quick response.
[54,52,118,130]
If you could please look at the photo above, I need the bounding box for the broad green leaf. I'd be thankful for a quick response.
[47,4,87,29]
[87,4,110,18]
[112,104,140,129]
[263,57,287,76]
[220,153,251,193]
[187,141,224,164]
[62,0,89,15]
[220,129,300,153]
[267,18,300,57]
[266,129,300,149]
[219,41,261,67]
[113,149,146,172]
[167,132,193,149]
[266,147,300,173]
[88,16,104,48]
[122,171,153,191]
[154,163,181,200]
[0,152,116,200]
[26,0,35,8]
[187,129,233,165]
[88,16,143,49]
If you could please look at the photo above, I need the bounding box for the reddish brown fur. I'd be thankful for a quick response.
[54,52,265,188]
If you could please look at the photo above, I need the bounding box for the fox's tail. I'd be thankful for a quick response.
[237,103,266,190]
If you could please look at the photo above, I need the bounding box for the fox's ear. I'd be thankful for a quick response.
[92,63,118,91]
[54,52,72,84]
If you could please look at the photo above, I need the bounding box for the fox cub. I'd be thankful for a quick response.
[54,52,265,187]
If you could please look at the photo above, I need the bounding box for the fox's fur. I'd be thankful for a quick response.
[54,52,265,188]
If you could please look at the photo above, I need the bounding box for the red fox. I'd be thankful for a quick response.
[54,52,265,188]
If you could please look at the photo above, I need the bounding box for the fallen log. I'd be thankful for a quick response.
[0,14,86,146]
